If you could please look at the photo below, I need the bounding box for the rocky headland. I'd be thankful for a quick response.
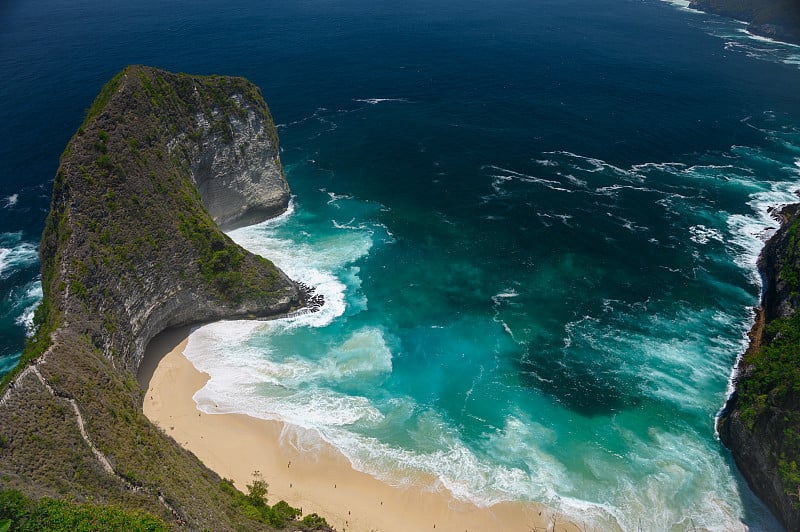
[689,0,800,44]
[0,66,327,530]
[718,203,800,530]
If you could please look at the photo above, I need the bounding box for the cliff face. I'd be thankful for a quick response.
[718,204,800,531]
[0,66,308,530]
[188,93,290,230]
[689,0,800,44]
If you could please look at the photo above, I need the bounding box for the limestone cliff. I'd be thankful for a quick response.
[0,66,319,530]
[718,204,800,531]
[689,0,800,44]
[187,93,290,230]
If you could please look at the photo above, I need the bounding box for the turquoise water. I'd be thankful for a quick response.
[3,0,800,529]
[185,105,799,530]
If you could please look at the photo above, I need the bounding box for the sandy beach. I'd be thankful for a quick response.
[140,327,580,532]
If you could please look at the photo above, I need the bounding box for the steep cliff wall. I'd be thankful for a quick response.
[187,93,290,230]
[718,204,800,531]
[0,66,316,530]
[689,0,800,44]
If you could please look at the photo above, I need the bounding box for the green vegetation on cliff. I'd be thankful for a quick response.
[219,473,330,530]
[0,489,168,532]
[738,310,800,500]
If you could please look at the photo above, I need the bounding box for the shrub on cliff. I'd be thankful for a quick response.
[219,474,329,530]
[0,490,169,531]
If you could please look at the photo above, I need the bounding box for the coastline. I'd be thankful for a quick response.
[140,327,581,532]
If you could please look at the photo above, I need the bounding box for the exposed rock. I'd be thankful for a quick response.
[0,66,311,530]
[188,94,290,230]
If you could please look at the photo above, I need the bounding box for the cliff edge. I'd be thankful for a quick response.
[0,66,322,530]
[718,204,800,531]
[689,0,800,45]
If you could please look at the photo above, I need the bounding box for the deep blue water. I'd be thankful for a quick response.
[3,0,800,529]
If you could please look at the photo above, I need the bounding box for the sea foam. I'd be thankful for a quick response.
[0,233,38,280]
[185,193,389,422]
[2,194,18,208]
[353,98,409,105]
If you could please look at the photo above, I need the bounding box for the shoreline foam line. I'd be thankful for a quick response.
[140,327,582,532]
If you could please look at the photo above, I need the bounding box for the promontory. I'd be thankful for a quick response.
[0,65,329,530]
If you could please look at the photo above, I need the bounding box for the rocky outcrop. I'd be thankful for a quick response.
[0,66,310,530]
[689,0,800,45]
[718,204,800,531]
[188,94,290,230]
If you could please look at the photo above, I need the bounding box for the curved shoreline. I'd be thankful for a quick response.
[140,327,582,532]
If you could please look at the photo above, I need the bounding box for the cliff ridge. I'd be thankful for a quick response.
[0,66,324,530]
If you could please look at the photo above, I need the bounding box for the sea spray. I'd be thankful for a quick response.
[0,231,42,368]
[0,233,38,280]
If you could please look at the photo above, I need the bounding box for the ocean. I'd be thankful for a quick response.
[2,0,800,529]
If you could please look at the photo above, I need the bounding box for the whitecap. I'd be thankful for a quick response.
[744,30,800,48]
[544,151,636,179]
[332,218,366,231]
[226,199,375,330]
[2,194,18,208]
[564,174,587,187]
[491,289,518,303]
[483,164,574,193]
[726,179,800,283]
[657,0,702,13]
[687,9,800,69]
[562,315,600,349]
[594,184,655,196]
[13,281,43,335]
[353,98,409,105]
[0,234,38,279]
[534,212,573,228]
[320,188,353,205]
[689,224,724,244]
